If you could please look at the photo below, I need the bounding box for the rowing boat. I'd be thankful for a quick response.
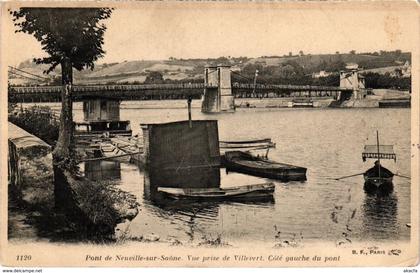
[363,164,394,194]
[362,131,396,195]
[99,142,131,162]
[223,151,307,181]
[220,138,275,150]
[158,182,275,200]
[219,138,276,158]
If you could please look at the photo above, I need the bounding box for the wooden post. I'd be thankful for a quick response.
[187,96,192,128]
[252,69,258,95]
[377,130,381,180]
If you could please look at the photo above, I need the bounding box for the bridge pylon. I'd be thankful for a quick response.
[202,64,235,113]
[339,66,367,100]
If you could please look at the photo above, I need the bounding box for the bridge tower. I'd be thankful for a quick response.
[340,66,366,100]
[202,65,235,113]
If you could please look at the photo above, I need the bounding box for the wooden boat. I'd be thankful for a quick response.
[158,182,275,200]
[362,131,396,195]
[287,98,314,108]
[81,135,142,163]
[99,142,131,162]
[363,163,394,194]
[220,138,275,149]
[223,151,307,181]
[219,138,276,157]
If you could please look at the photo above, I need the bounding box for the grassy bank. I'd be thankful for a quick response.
[8,106,140,242]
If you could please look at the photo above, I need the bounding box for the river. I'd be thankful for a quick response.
[69,101,411,245]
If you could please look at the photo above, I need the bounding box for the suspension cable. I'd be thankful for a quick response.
[8,66,50,81]
[8,70,45,82]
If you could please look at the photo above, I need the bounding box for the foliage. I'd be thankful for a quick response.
[11,8,113,168]
[10,8,113,74]
[198,234,230,247]
[237,62,336,86]
[8,106,60,146]
[8,84,17,114]
[364,72,411,90]
[144,71,164,84]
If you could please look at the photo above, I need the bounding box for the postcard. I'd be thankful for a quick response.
[1,0,419,268]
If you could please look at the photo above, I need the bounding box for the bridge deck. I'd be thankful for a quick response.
[9,83,353,102]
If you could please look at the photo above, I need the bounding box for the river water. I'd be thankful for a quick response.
[70,101,411,245]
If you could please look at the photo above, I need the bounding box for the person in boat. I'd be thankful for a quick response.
[364,160,393,178]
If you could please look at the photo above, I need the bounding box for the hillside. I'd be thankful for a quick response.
[9,51,411,86]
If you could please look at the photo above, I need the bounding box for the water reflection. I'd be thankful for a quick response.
[143,166,275,204]
[142,165,275,212]
[143,166,221,201]
[84,161,121,181]
[362,193,399,240]
[141,166,275,242]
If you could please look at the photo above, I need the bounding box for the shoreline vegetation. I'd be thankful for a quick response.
[8,105,140,242]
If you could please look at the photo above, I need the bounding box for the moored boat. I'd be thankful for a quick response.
[287,98,314,108]
[223,151,307,181]
[219,138,275,154]
[362,131,396,195]
[158,182,275,200]
[101,143,131,162]
[363,162,394,194]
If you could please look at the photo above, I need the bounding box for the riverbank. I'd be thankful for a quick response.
[7,116,141,242]
[19,88,410,112]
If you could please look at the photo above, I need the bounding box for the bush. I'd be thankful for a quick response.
[9,106,60,146]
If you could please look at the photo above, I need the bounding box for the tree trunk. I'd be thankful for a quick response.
[52,57,73,164]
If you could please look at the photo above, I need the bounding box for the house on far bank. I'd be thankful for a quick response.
[345,63,359,70]
[311,70,333,78]
[402,61,411,77]
[357,60,411,78]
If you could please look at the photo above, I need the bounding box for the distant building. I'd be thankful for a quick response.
[312,70,333,78]
[345,63,359,70]
[402,61,411,77]
[230,65,241,72]
[389,61,411,78]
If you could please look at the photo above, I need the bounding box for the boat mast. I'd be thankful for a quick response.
[377,130,381,180]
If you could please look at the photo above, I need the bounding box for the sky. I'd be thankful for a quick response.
[6,2,419,66]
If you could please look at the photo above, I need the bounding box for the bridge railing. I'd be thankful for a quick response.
[10,82,353,94]
[9,83,215,93]
[232,82,353,91]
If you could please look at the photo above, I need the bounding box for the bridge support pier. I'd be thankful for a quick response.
[83,99,121,121]
[202,65,234,113]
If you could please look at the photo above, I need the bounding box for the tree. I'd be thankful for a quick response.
[11,8,112,166]
[144,71,164,84]
[349,50,356,55]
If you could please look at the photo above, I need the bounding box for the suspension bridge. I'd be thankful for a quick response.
[8,64,364,112]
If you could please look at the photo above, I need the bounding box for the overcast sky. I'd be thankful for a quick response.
[6,2,419,66]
